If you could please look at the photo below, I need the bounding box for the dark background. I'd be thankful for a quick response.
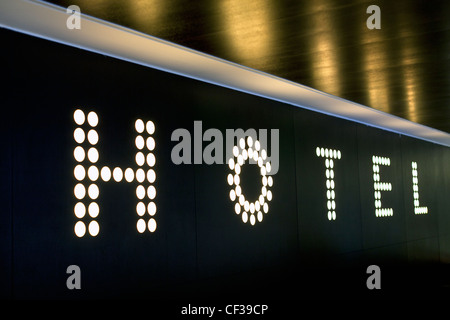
[1,27,450,300]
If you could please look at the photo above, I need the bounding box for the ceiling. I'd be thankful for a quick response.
[44,0,450,133]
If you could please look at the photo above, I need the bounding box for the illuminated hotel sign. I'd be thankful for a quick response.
[1,0,449,299]
[71,108,433,238]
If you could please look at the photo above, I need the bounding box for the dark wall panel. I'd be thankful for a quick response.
[438,146,450,265]
[0,91,12,298]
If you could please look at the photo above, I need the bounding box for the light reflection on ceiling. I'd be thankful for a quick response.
[306,0,341,97]
[42,0,450,134]
[219,0,274,70]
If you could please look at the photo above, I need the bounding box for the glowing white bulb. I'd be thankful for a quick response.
[87,166,99,181]
[242,212,248,223]
[124,168,134,182]
[146,137,155,151]
[252,150,258,162]
[136,202,146,216]
[227,173,233,185]
[244,201,250,212]
[242,149,248,160]
[136,152,145,166]
[135,119,144,133]
[237,154,244,166]
[87,148,99,163]
[88,202,99,218]
[100,166,111,182]
[88,184,99,200]
[135,135,145,149]
[239,195,245,206]
[247,136,253,147]
[235,185,242,197]
[137,219,146,233]
[74,221,86,237]
[228,158,235,170]
[74,202,85,218]
[255,200,260,212]
[74,146,85,162]
[258,157,263,167]
[73,109,85,125]
[136,168,145,183]
[260,166,266,176]
[74,183,86,200]
[239,138,245,149]
[74,128,85,144]
[146,121,155,135]
[147,185,156,199]
[113,167,123,182]
[254,140,260,151]
[148,218,157,232]
[147,169,156,183]
[250,214,256,225]
[147,153,156,167]
[88,221,99,236]
[230,189,236,201]
[87,112,98,127]
[148,202,156,216]
[248,148,253,159]
[257,211,263,222]
[87,130,99,145]
[74,165,85,181]
[136,185,145,200]
[233,146,239,157]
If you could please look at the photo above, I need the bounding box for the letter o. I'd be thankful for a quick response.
[227,138,274,226]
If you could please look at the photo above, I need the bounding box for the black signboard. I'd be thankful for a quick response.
[1,27,450,300]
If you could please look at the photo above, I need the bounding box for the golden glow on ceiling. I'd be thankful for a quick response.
[220,0,274,67]
[403,65,419,123]
[307,1,341,97]
[398,10,423,124]
[128,0,165,31]
[362,31,390,114]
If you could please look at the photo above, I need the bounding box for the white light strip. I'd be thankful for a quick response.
[1,0,449,147]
